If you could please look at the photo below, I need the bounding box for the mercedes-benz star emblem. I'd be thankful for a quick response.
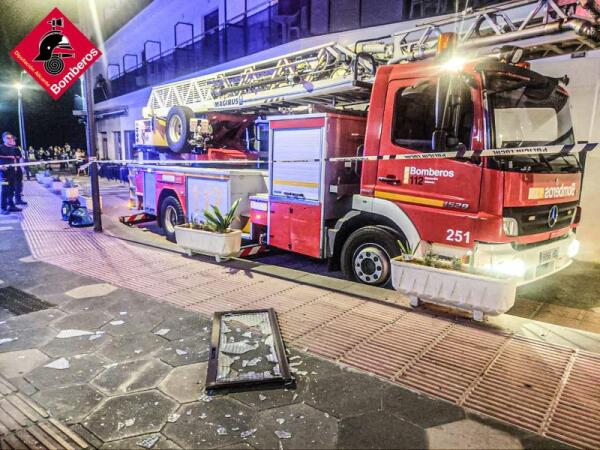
[548,205,559,228]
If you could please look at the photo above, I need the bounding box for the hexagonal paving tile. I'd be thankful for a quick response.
[0,349,49,378]
[100,312,164,337]
[425,418,523,449]
[286,350,344,379]
[152,314,211,341]
[305,371,384,419]
[40,332,111,358]
[250,402,338,449]
[231,379,307,411]
[51,310,113,331]
[26,354,106,390]
[104,293,166,316]
[158,362,206,403]
[92,359,172,395]
[0,326,56,353]
[65,283,117,299]
[33,384,105,423]
[83,390,178,442]
[0,308,65,331]
[163,398,257,448]
[338,411,427,449]
[97,333,166,362]
[382,384,465,428]
[156,334,210,367]
[60,296,118,314]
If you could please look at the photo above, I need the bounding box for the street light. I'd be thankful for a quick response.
[15,71,27,153]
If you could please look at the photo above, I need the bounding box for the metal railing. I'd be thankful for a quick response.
[95,0,498,103]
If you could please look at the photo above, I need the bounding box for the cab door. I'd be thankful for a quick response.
[375,77,483,215]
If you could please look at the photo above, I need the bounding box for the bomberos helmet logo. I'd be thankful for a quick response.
[34,17,74,76]
[10,7,102,100]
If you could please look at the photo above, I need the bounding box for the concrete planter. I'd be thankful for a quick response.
[42,176,54,188]
[391,258,517,321]
[175,226,241,261]
[61,187,80,201]
[51,181,63,194]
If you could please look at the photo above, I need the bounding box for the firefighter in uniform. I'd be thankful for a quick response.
[0,132,22,214]
[12,145,27,206]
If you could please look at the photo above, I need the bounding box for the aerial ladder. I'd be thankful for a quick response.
[142,0,599,127]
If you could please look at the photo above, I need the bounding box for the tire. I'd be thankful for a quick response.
[165,106,194,153]
[160,196,185,243]
[340,225,403,287]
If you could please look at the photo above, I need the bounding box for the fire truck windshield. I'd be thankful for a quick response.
[487,72,579,173]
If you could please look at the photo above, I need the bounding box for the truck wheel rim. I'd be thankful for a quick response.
[165,205,178,234]
[353,245,390,285]
[168,115,182,143]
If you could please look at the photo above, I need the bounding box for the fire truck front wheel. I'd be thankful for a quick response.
[166,106,194,153]
[340,226,402,287]
[160,196,185,242]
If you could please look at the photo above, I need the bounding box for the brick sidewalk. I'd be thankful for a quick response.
[9,181,600,448]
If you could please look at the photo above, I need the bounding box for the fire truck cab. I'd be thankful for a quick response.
[328,58,581,286]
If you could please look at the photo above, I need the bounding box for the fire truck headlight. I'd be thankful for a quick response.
[502,217,518,236]
[484,259,526,278]
[442,57,465,73]
[567,239,580,258]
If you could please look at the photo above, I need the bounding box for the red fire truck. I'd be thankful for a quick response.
[130,0,599,287]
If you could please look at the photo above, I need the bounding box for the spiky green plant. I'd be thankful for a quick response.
[203,198,241,233]
[397,240,413,256]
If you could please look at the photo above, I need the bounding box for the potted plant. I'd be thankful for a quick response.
[175,199,242,261]
[51,176,63,194]
[391,241,517,321]
[61,178,79,201]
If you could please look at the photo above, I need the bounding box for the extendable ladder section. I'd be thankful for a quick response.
[146,42,374,117]
[146,0,599,118]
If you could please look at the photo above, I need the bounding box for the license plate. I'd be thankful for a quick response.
[539,247,559,264]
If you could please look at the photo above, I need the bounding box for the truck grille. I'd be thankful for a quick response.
[504,201,577,236]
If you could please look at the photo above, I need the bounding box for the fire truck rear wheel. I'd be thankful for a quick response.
[166,106,194,153]
[160,196,185,243]
[341,226,402,287]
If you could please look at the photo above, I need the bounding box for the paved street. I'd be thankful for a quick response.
[0,180,598,449]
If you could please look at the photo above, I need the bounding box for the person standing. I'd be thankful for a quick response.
[12,145,27,206]
[25,146,35,180]
[0,132,21,215]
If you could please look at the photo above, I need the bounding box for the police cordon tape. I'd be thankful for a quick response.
[0,143,597,169]
[0,158,82,168]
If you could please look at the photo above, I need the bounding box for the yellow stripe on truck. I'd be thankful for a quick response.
[374,190,445,207]
[273,179,319,188]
